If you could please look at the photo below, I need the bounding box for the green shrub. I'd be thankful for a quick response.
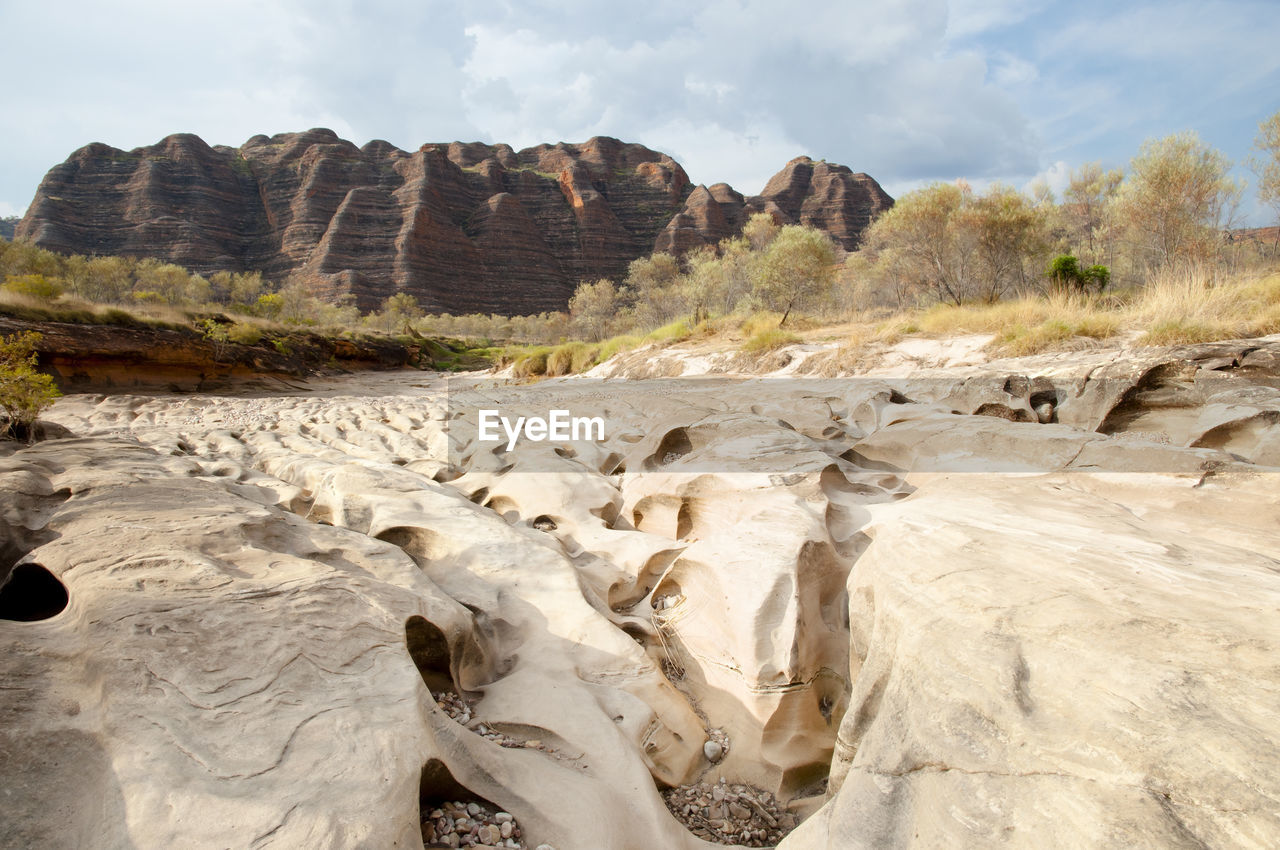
[0,331,61,441]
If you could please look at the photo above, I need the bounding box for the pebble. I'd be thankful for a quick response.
[703,740,724,762]
[662,778,799,847]
[432,690,562,756]
[420,799,527,849]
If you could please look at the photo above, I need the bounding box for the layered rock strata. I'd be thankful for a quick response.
[17,132,892,312]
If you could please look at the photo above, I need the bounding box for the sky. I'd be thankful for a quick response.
[1,0,1278,224]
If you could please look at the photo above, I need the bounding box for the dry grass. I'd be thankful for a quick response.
[742,328,801,353]
[1129,267,1280,344]
[857,267,1280,355]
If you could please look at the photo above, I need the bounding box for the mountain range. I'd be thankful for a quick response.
[17,129,893,314]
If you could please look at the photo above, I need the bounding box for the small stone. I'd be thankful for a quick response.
[1035,402,1054,423]
[712,785,725,802]
[703,740,724,762]
[494,812,513,824]
[728,801,751,820]
[535,845,556,850]
[500,821,514,839]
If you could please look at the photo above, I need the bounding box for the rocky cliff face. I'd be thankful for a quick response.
[655,158,894,256]
[18,132,892,313]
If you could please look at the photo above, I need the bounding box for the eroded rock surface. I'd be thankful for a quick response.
[2,338,1279,849]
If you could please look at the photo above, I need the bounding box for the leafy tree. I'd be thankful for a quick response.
[256,293,284,320]
[1046,254,1081,290]
[971,184,1052,301]
[0,332,61,442]
[861,182,977,306]
[229,271,266,307]
[0,240,61,279]
[1046,254,1110,294]
[134,259,197,304]
[742,212,780,251]
[624,252,684,327]
[752,225,837,325]
[1116,131,1242,270]
[1061,162,1123,267]
[1251,110,1280,247]
[81,256,135,303]
[372,292,423,332]
[568,278,619,341]
[624,252,681,292]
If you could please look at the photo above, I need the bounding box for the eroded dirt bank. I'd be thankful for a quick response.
[2,338,1279,849]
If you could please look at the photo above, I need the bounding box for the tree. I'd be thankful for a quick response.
[861,182,977,306]
[0,332,61,442]
[81,256,135,303]
[742,212,780,251]
[568,278,619,341]
[970,184,1052,301]
[1115,132,1243,270]
[752,225,837,325]
[2,274,64,300]
[1251,110,1280,247]
[624,252,684,327]
[133,259,197,304]
[1046,254,1108,294]
[1061,162,1123,267]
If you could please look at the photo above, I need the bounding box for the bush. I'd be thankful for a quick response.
[0,331,61,441]
[228,322,264,345]
[3,274,64,300]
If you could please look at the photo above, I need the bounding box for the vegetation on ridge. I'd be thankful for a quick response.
[2,114,1279,383]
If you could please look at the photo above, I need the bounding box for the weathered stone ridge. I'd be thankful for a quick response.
[18,132,892,313]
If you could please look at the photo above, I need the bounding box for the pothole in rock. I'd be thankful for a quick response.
[433,690,565,757]
[0,563,68,622]
[663,778,799,847]
[419,758,549,849]
[421,799,528,849]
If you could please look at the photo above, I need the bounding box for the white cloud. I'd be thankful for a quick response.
[1024,160,1072,199]
[1,0,1276,224]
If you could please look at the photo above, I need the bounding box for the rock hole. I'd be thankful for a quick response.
[0,563,68,622]
[676,501,693,540]
[598,451,624,475]
[661,777,800,846]
[531,515,557,532]
[591,500,620,526]
[418,759,525,848]
[1029,389,1059,408]
[651,427,692,467]
[406,615,454,693]
[974,402,1036,422]
[888,390,912,404]
[468,487,489,505]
